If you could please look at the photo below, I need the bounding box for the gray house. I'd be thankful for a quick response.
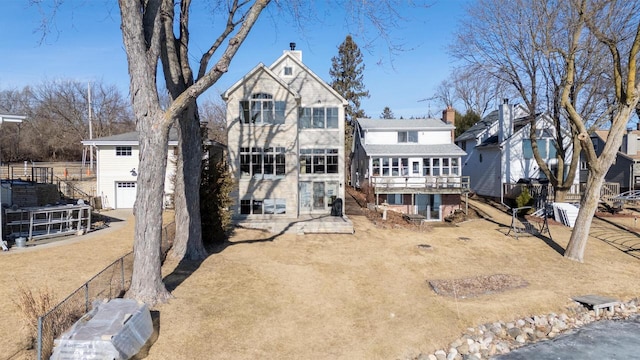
[582,129,640,192]
[223,46,353,233]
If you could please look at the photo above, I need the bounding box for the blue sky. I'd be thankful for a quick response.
[0,0,470,119]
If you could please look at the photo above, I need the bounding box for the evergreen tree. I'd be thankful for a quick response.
[455,110,481,137]
[330,35,369,183]
[381,106,394,119]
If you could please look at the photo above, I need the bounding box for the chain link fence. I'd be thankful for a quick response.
[35,221,175,359]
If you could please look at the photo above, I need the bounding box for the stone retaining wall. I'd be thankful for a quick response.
[414,299,639,360]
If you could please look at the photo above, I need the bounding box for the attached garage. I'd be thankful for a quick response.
[115,182,137,209]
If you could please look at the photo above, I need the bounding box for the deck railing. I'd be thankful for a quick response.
[503,182,620,203]
[370,175,470,190]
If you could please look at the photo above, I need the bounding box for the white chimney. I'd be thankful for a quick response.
[498,99,513,143]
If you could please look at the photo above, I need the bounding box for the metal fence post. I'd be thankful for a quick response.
[84,283,89,313]
[120,256,125,293]
[37,316,43,360]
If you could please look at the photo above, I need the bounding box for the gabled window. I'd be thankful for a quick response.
[116,146,132,156]
[284,66,293,76]
[299,107,339,129]
[240,93,285,125]
[397,131,418,143]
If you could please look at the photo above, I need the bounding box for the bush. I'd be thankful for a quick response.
[515,187,534,215]
[13,287,84,359]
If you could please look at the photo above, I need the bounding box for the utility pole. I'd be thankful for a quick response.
[88,82,94,170]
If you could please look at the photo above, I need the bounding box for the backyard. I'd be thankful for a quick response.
[2,197,640,359]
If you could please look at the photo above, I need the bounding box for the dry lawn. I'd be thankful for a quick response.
[2,199,640,360]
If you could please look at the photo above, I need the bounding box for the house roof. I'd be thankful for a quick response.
[269,51,348,106]
[455,104,530,142]
[356,118,454,130]
[81,128,179,146]
[221,62,300,101]
[361,143,466,157]
[0,113,26,123]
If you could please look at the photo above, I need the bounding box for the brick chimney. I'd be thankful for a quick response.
[442,106,455,125]
[442,106,455,141]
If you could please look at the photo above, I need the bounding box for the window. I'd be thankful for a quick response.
[397,131,418,143]
[451,158,459,175]
[116,146,132,156]
[523,139,533,159]
[386,194,403,205]
[240,198,287,215]
[240,93,285,124]
[442,158,450,175]
[313,108,325,128]
[299,107,339,129]
[239,146,286,179]
[580,161,588,171]
[422,158,431,176]
[524,139,555,159]
[300,148,339,174]
[284,66,293,76]
[370,157,409,177]
[432,158,440,176]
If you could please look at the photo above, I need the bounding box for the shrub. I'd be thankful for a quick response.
[515,186,534,215]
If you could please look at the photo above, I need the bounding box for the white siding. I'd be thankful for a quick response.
[96,145,176,209]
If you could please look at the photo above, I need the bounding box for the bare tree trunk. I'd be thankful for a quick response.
[554,188,568,203]
[564,172,604,262]
[129,118,172,304]
[119,0,172,305]
[168,104,207,260]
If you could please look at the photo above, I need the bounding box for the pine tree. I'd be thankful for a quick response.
[330,35,369,184]
[381,106,394,119]
[330,35,369,122]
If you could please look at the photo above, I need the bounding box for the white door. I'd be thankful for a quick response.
[115,182,137,208]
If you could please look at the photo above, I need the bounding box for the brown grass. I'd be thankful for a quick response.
[2,200,640,360]
[13,287,86,359]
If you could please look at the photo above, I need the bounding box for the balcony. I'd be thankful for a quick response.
[370,176,470,194]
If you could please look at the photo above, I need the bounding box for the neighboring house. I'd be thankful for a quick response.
[81,130,179,209]
[581,129,640,192]
[350,107,468,221]
[455,101,579,200]
[223,45,351,231]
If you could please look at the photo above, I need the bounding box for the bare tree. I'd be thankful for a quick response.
[199,97,227,144]
[432,79,454,109]
[451,0,613,203]
[451,65,506,118]
[561,0,640,262]
[0,81,133,162]
[115,0,431,304]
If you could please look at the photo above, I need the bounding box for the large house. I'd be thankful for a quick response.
[350,108,468,221]
[455,101,579,200]
[81,130,179,209]
[223,46,353,233]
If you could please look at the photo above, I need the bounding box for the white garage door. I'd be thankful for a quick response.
[116,182,137,208]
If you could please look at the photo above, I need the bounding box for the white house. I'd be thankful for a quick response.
[455,101,580,200]
[223,45,353,233]
[81,130,178,209]
[350,108,468,221]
